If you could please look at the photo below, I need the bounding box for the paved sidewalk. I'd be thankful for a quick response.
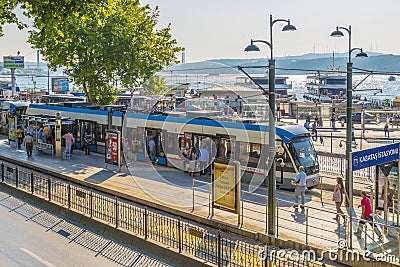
[0,137,381,254]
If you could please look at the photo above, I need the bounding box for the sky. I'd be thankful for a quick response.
[0,0,399,63]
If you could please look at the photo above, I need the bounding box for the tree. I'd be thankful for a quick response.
[0,0,100,36]
[26,0,183,104]
[143,76,169,96]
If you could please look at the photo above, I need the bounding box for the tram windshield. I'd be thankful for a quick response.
[289,136,318,175]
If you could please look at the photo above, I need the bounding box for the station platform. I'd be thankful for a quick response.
[0,136,398,265]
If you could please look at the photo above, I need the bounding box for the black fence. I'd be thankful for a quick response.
[0,161,322,267]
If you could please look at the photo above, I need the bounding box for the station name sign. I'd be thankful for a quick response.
[352,143,399,171]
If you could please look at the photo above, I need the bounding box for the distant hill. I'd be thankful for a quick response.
[163,52,400,75]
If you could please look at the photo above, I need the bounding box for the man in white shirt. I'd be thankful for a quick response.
[199,145,209,175]
[293,166,307,208]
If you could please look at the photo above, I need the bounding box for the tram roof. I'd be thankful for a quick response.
[28,104,309,144]
[126,112,309,143]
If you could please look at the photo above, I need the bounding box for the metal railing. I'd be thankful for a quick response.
[315,132,400,155]
[0,160,325,267]
[190,179,400,263]
[318,154,374,185]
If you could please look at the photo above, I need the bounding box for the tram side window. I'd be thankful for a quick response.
[126,128,137,152]
[238,142,262,166]
[95,124,106,143]
[166,132,178,154]
[249,143,261,163]
[237,142,249,165]
[136,127,144,153]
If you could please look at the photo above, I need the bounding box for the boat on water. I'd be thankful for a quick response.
[303,73,346,104]
[0,80,20,98]
[303,52,346,104]
[234,75,294,102]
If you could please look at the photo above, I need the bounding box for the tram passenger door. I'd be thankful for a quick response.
[76,120,97,152]
[145,129,166,165]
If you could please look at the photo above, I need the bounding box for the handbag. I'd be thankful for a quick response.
[332,189,342,202]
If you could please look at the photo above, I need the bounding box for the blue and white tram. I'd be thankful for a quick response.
[26,103,320,188]
[124,113,320,189]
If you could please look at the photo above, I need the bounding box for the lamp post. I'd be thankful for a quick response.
[331,25,368,249]
[245,14,296,236]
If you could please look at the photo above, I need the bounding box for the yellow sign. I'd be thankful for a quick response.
[8,116,15,142]
[213,161,240,214]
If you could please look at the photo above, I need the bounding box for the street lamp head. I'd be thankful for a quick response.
[282,23,297,31]
[355,50,368,58]
[330,28,344,37]
[244,40,260,52]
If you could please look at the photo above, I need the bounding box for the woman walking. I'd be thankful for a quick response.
[333,177,349,221]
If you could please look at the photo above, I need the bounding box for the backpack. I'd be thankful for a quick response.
[332,189,342,203]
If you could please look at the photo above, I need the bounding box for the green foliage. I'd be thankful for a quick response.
[143,76,169,96]
[0,1,24,36]
[0,0,183,104]
[0,0,98,36]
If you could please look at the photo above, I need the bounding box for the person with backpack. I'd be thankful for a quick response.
[333,177,349,221]
[84,131,92,155]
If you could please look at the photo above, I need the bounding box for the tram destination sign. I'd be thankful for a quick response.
[352,143,399,171]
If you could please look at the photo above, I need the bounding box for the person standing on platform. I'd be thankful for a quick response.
[312,121,317,141]
[304,120,310,131]
[17,126,24,148]
[318,115,323,128]
[199,145,210,176]
[38,127,45,142]
[24,133,34,157]
[384,123,389,137]
[62,131,74,155]
[148,137,156,163]
[333,177,349,221]
[84,131,92,155]
[293,166,307,209]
